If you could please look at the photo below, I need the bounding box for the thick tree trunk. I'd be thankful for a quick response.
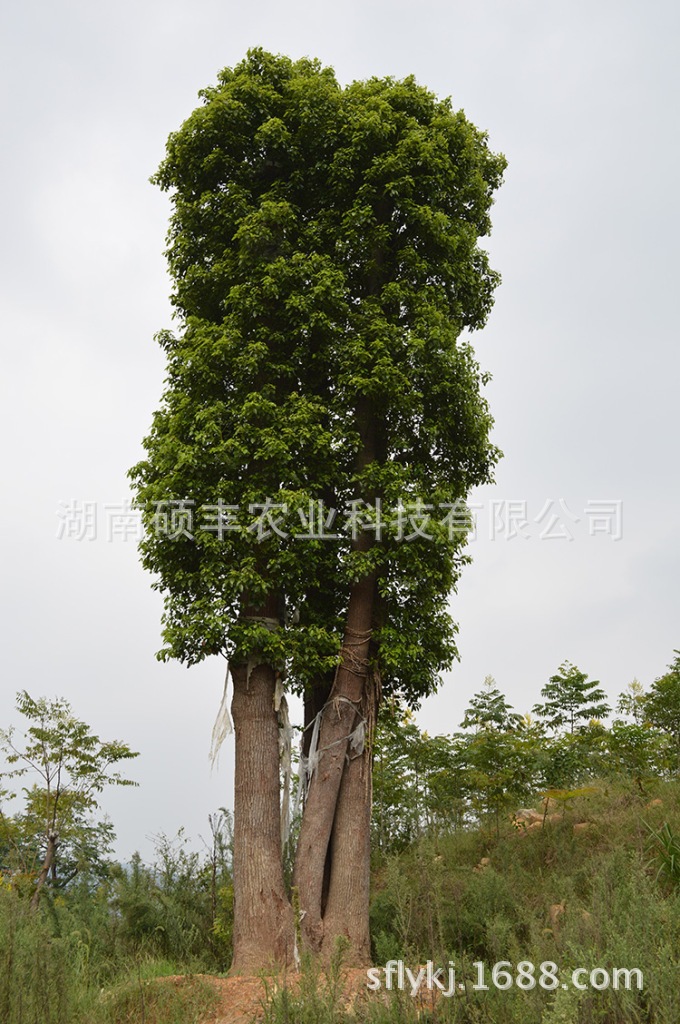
[319,678,376,964]
[231,661,294,971]
[294,393,379,957]
[293,569,376,952]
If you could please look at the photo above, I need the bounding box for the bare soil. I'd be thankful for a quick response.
[162,967,373,1024]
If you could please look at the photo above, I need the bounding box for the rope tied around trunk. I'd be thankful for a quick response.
[333,625,373,680]
[293,627,375,812]
[293,694,369,817]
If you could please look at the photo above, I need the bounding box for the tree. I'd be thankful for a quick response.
[459,680,537,832]
[643,650,680,773]
[460,675,524,732]
[605,721,666,792]
[617,678,647,724]
[0,692,138,909]
[607,678,670,791]
[130,49,505,969]
[371,702,467,853]
[537,722,609,789]
[371,701,423,854]
[533,661,610,735]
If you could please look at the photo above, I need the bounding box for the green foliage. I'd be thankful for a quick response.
[372,703,425,852]
[2,660,678,1022]
[0,878,219,1023]
[372,684,541,849]
[0,692,234,1018]
[130,47,506,708]
[617,679,647,724]
[0,812,233,1023]
[645,820,680,890]
[460,677,523,732]
[459,680,539,831]
[260,939,352,1024]
[0,886,76,1024]
[536,724,611,790]
[372,701,468,853]
[91,973,219,1024]
[532,661,611,735]
[372,656,680,857]
[0,692,138,901]
[111,822,233,971]
[0,691,138,797]
[368,780,680,1024]
[462,725,537,832]
[605,721,669,791]
[644,651,680,772]
[1,733,679,1024]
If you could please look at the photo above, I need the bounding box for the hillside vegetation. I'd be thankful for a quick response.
[1,652,679,1023]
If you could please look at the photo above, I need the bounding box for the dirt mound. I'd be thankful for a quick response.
[164,968,372,1024]
[200,975,270,1023]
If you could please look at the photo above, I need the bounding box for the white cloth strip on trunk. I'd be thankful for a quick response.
[278,695,294,847]
[209,662,234,769]
[294,696,367,811]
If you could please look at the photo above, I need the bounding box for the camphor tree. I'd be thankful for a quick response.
[130,49,505,969]
[0,692,138,909]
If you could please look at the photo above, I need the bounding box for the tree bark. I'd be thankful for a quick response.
[231,661,294,971]
[319,678,376,964]
[30,831,57,911]
[294,392,379,956]
[293,567,376,951]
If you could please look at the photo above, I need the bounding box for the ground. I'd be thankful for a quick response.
[161,968,373,1023]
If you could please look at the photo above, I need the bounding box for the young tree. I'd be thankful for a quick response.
[371,702,466,853]
[461,675,524,733]
[0,692,138,909]
[609,678,668,791]
[371,701,423,854]
[460,680,536,832]
[617,679,647,724]
[643,651,680,773]
[533,661,610,735]
[130,49,505,968]
[605,721,666,792]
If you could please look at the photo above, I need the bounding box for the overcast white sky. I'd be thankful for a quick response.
[1,0,678,862]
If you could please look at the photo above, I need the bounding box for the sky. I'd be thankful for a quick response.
[1,0,678,862]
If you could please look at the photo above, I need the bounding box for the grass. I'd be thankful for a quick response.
[1,778,679,1023]
[89,972,219,1024]
[258,779,680,1024]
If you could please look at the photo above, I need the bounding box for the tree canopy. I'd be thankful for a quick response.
[533,661,611,735]
[130,48,506,708]
[643,651,680,772]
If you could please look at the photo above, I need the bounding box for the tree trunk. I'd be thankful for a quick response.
[231,661,294,971]
[320,678,376,963]
[303,675,333,760]
[294,392,379,957]
[30,831,57,911]
[293,569,376,952]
